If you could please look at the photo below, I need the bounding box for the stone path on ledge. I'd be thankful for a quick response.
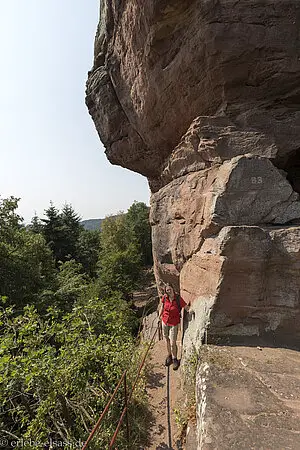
[143,336,184,450]
[199,344,300,450]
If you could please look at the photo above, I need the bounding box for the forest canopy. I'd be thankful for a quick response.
[0,196,153,449]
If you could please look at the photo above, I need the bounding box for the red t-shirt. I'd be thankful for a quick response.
[161,295,187,326]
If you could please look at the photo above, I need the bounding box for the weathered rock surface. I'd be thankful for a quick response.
[161,116,278,186]
[86,0,300,187]
[182,225,300,350]
[151,156,300,287]
[194,345,300,450]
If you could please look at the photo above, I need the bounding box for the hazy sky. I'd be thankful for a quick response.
[0,0,150,222]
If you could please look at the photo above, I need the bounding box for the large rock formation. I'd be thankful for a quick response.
[86,1,300,344]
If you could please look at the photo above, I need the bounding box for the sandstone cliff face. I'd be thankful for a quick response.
[86,1,300,346]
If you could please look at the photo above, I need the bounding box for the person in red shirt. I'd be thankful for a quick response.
[158,283,190,370]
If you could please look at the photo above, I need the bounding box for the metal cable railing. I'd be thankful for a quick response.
[81,325,158,450]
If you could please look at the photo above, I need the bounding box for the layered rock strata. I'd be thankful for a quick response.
[86,1,300,345]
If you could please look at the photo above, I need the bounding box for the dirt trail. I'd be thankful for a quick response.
[132,286,186,449]
[143,335,185,450]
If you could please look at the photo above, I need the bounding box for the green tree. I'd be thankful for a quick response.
[41,202,65,262]
[61,203,82,259]
[0,197,56,309]
[98,215,142,296]
[55,260,89,309]
[125,201,153,266]
[29,213,43,234]
[76,229,101,277]
[98,244,142,296]
[0,196,22,243]
[41,203,82,263]
[100,214,129,253]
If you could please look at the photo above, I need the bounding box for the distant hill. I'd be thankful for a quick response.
[81,218,103,231]
[81,215,120,231]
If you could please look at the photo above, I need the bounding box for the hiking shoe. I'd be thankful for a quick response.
[165,355,173,367]
[173,358,180,371]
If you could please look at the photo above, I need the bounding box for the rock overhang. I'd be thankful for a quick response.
[86,0,300,185]
[86,0,300,346]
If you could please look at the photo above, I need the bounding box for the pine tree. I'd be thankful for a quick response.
[60,203,82,259]
[41,202,65,262]
[29,212,43,234]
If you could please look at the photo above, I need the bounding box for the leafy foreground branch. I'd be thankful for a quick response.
[0,290,149,449]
